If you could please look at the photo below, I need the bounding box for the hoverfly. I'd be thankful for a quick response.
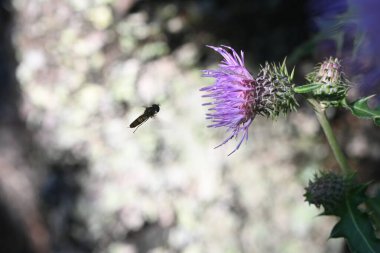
[129,104,160,133]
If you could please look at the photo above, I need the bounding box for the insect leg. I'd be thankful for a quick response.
[133,124,143,133]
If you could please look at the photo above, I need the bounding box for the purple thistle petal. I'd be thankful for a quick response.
[201,45,257,155]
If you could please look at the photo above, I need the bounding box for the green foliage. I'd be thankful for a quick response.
[343,95,380,126]
[329,185,380,253]
[305,174,380,253]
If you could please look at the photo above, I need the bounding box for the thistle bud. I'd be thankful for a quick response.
[304,172,349,214]
[255,60,298,118]
[307,58,349,105]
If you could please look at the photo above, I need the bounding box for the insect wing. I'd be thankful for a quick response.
[130,115,149,128]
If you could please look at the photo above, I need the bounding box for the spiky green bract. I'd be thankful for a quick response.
[255,59,298,118]
[304,172,380,253]
[306,57,349,106]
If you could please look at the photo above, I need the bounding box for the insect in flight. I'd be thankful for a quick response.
[129,104,160,133]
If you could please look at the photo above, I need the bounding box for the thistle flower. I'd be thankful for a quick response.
[200,46,297,155]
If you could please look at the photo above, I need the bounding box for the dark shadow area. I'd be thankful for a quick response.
[0,0,19,122]
[41,151,92,253]
[0,1,47,253]
[127,0,309,64]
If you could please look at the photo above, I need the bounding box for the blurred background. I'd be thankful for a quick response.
[0,0,379,252]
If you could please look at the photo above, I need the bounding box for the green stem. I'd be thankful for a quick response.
[308,99,353,175]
